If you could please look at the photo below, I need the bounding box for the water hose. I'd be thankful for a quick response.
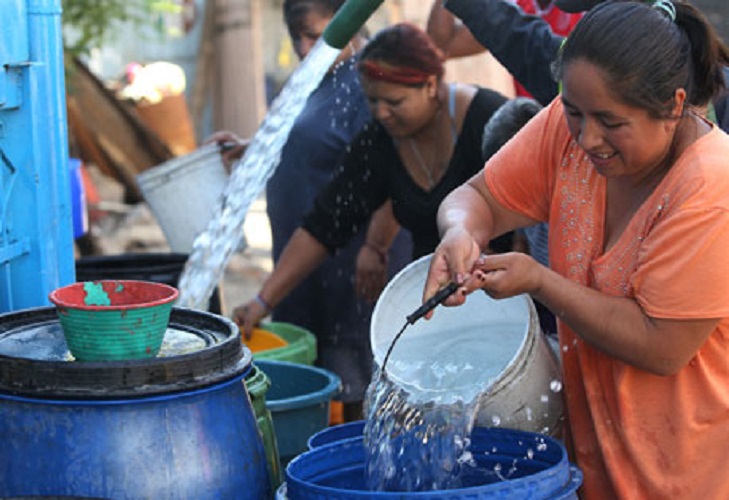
[322,0,384,49]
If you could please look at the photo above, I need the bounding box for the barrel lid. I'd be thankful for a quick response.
[0,307,249,399]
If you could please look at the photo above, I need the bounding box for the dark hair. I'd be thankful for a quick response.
[557,1,729,118]
[358,23,445,84]
[283,0,345,30]
[482,97,543,159]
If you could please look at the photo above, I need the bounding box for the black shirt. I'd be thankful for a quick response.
[302,87,507,259]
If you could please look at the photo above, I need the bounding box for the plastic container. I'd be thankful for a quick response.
[254,359,342,467]
[371,255,563,436]
[75,253,223,315]
[308,420,366,449]
[255,322,317,365]
[68,158,88,239]
[0,307,271,499]
[245,362,283,490]
[284,427,582,499]
[136,143,229,253]
[246,327,289,353]
[49,280,178,361]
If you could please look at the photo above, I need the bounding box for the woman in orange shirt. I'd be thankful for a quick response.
[424,2,729,498]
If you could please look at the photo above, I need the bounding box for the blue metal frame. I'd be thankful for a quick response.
[0,0,74,312]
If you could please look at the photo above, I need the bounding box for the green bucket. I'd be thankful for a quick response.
[254,322,317,365]
[244,363,282,490]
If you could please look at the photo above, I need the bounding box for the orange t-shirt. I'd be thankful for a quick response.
[484,99,729,499]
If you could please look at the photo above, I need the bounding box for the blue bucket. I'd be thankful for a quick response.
[255,359,342,467]
[308,420,366,449]
[285,427,582,499]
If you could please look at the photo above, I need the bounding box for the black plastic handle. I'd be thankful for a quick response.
[406,282,459,325]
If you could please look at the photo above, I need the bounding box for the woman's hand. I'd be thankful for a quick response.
[422,227,484,316]
[202,130,250,173]
[472,252,544,299]
[355,244,388,303]
[232,298,269,340]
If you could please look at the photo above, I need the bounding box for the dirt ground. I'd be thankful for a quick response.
[81,165,273,317]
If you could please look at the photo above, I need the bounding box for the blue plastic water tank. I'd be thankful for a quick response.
[0,307,272,499]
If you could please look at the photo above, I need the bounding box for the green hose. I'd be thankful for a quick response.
[322,0,384,49]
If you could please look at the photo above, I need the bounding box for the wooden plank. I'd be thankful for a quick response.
[66,58,174,188]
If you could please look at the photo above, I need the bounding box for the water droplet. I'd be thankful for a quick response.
[550,380,563,393]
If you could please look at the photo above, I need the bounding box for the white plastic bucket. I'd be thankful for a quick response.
[136,143,228,253]
[371,254,563,436]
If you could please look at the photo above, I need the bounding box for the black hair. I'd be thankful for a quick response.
[283,0,345,30]
[557,1,729,119]
[482,97,543,159]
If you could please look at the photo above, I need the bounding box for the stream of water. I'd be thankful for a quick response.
[176,39,341,309]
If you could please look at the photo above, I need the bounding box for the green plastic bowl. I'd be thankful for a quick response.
[49,280,178,362]
[254,322,317,365]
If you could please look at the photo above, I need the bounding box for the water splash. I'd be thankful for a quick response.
[176,39,341,309]
[363,369,480,492]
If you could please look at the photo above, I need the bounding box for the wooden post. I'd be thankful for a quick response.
[212,0,266,138]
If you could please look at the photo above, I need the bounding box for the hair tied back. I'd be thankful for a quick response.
[653,0,676,22]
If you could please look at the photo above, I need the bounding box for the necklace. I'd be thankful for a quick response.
[408,138,436,188]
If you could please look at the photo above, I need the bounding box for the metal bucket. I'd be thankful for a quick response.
[370,255,563,436]
[0,307,271,499]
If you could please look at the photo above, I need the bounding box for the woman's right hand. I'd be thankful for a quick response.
[232,298,268,340]
[422,227,484,317]
[202,130,249,173]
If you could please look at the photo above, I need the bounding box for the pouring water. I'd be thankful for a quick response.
[176,39,341,309]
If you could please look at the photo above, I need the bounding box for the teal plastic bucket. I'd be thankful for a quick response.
[254,359,341,467]
[255,322,317,365]
[284,427,582,499]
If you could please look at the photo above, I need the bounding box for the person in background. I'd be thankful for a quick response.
[427,0,582,100]
[480,97,556,336]
[208,0,411,423]
[424,2,729,497]
[438,0,729,133]
[233,23,508,417]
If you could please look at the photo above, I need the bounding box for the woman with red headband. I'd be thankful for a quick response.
[233,22,506,400]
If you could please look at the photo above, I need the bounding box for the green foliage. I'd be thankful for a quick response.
[61,0,179,58]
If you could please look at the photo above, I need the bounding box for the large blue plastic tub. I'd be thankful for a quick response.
[285,427,582,499]
[255,359,341,467]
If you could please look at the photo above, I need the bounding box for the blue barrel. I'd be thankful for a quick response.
[285,427,582,499]
[254,359,341,467]
[0,307,271,499]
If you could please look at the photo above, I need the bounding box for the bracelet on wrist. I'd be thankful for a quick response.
[364,241,388,265]
[255,294,272,313]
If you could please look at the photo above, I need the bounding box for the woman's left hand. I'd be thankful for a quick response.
[472,252,544,299]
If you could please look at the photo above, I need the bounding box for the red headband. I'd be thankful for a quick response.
[359,60,432,85]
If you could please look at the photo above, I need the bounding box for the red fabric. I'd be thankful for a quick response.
[359,60,431,85]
